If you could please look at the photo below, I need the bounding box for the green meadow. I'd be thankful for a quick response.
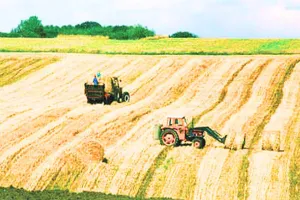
[0,36,299,55]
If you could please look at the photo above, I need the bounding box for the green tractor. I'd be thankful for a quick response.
[84,77,130,105]
[154,116,227,149]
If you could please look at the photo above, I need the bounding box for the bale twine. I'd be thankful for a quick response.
[262,131,280,151]
[74,139,104,164]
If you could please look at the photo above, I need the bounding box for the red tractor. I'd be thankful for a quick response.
[154,116,227,149]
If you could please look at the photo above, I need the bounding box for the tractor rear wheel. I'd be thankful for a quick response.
[122,92,130,102]
[160,129,179,147]
[192,138,206,149]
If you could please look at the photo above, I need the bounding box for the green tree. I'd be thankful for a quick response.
[8,16,155,39]
[0,32,19,37]
[127,25,155,40]
[75,21,101,29]
[12,16,46,38]
[170,31,198,38]
[44,25,60,38]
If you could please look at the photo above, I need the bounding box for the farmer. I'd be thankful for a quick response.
[96,72,103,84]
[93,75,99,85]
[97,72,101,79]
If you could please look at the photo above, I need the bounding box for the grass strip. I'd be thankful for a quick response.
[0,186,172,200]
[136,147,171,198]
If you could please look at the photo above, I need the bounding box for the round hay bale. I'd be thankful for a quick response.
[103,77,113,93]
[74,140,104,163]
[262,131,280,151]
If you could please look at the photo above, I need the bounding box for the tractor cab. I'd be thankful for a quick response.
[164,116,196,136]
[112,77,120,88]
[165,116,188,128]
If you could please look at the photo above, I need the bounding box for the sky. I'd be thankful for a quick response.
[0,0,300,38]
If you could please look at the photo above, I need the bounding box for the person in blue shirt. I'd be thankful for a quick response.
[93,75,99,85]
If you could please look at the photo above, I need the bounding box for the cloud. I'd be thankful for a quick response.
[254,4,300,36]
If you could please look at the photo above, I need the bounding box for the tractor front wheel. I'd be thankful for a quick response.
[117,96,122,103]
[192,138,206,149]
[160,129,179,147]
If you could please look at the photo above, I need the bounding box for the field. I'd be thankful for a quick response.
[1,36,300,55]
[0,53,300,200]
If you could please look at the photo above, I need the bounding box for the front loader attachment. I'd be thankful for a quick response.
[194,126,227,144]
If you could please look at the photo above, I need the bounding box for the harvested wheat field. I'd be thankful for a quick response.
[0,53,299,200]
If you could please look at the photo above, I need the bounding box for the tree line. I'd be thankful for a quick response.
[0,16,198,39]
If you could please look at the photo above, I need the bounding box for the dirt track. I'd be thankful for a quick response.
[0,53,299,200]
